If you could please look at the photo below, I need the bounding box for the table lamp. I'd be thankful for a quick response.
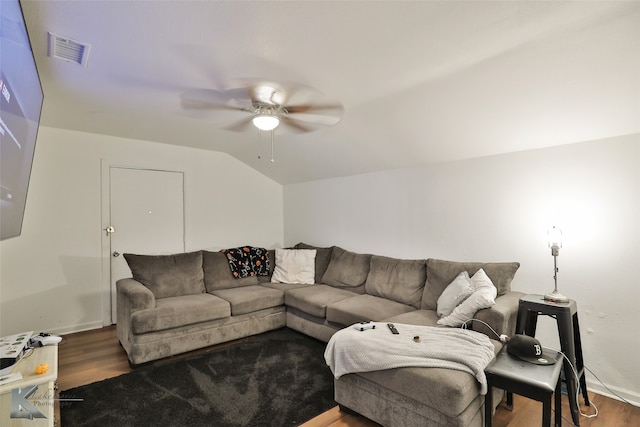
[544,226,569,303]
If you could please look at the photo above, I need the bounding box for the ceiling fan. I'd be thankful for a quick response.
[180,80,344,162]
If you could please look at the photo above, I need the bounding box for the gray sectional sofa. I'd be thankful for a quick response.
[116,243,524,427]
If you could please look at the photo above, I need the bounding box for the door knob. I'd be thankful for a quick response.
[104,226,115,236]
[112,251,120,257]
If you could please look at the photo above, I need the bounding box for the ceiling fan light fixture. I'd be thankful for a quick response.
[252,115,280,131]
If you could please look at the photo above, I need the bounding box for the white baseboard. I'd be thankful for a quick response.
[49,321,105,336]
[587,379,640,407]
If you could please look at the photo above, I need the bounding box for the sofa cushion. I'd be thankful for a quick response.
[130,293,230,334]
[321,246,372,293]
[365,256,426,309]
[211,285,284,316]
[326,294,416,326]
[384,309,440,327]
[202,251,259,292]
[285,284,358,318]
[260,282,313,293]
[123,251,205,299]
[271,248,316,284]
[422,259,520,310]
[294,243,334,283]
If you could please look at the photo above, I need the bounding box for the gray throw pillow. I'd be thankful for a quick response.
[123,251,205,299]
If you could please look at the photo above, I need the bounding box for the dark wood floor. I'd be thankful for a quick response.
[55,326,639,427]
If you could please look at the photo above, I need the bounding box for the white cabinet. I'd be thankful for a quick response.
[0,346,58,427]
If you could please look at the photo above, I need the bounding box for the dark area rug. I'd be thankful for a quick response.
[60,328,336,427]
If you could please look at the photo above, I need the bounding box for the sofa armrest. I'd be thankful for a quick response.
[117,278,155,312]
[472,291,525,339]
[116,278,155,346]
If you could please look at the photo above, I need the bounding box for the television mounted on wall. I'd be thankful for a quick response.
[0,0,44,240]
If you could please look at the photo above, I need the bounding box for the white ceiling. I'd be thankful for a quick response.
[20,1,640,184]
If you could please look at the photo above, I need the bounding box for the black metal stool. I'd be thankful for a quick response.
[516,294,590,426]
[485,347,563,427]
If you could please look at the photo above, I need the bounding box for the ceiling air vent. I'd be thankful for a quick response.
[48,32,91,67]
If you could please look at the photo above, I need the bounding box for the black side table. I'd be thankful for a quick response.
[516,294,590,426]
[485,347,563,427]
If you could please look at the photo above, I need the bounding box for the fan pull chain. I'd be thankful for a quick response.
[256,129,275,163]
[270,130,275,163]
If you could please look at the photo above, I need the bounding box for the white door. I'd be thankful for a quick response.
[108,167,185,323]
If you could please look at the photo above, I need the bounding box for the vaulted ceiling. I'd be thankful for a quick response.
[20,1,640,184]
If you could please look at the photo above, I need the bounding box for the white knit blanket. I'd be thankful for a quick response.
[324,323,495,394]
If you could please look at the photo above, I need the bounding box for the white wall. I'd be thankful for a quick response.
[284,133,640,403]
[1,126,637,402]
[0,126,284,335]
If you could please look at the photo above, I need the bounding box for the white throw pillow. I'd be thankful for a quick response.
[271,249,316,285]
[437,271,474,317]
[437,269,497,327]
[470,267,495,292]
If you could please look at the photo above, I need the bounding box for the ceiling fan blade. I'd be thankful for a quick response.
[182,100,246,111]
[285,102,344,114]
[281,116,317,133]
[181,89,251,111]
[285,104,343,128]
[224,87,255,103]
[223,117,254,132]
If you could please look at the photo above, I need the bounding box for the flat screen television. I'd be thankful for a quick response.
[0,0,44,240]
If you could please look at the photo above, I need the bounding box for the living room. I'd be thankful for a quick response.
[1,1,638,425]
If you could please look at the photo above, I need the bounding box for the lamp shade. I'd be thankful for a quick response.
[252,115,280,131]
[548,226,562,249]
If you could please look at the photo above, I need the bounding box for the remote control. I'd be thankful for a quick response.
[387,323,399,334]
